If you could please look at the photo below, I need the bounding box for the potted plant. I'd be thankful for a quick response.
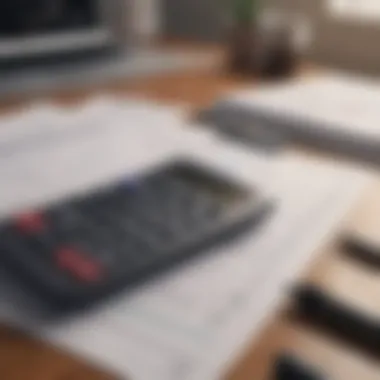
[226,0,261,75]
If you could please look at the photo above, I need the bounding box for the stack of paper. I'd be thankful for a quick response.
[201,74,380,164]
[0,97,372,380]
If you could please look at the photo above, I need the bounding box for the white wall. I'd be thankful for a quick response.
[132,0,162,39]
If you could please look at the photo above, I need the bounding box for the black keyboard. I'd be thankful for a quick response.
[0,160,272,309]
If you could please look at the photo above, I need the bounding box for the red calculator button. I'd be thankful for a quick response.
[14,212,46,234]
[55,247,103,283]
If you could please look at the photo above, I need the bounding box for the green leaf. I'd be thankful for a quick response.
[227,0,260,23]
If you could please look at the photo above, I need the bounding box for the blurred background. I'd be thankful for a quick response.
[2,0,380,100]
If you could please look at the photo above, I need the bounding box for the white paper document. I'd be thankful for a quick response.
[37,159,369,380]
[0,98,371,380]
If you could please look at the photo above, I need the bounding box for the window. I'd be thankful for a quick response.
[329,0,380,21]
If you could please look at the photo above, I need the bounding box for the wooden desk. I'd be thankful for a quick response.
[227,176,380,380]
[0,50,379,380]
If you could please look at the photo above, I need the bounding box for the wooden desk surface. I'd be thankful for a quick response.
[0,47,379,380]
